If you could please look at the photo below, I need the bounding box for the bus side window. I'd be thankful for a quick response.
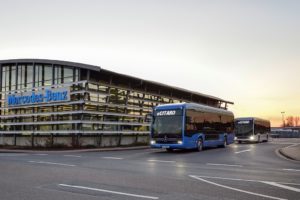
[186,116,192,124]
[185,110,205,137]
[221,115,233,133]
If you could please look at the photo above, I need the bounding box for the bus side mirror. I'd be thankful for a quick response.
[145,113,152,123]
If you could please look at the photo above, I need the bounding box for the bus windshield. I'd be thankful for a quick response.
[235,120,253,136]
[152,109,183,137]
[152,115,182,136]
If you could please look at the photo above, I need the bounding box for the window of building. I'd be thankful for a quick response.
[27,65,34,89]
[44,65,52,86]
[35,64,43,87]
[54,65,62,84]
[11,65,16,90]
[64,67,73,83]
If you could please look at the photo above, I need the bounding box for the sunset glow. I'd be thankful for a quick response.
[0,0,299,127]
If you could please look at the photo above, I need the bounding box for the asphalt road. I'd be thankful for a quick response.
[0,139,299,200]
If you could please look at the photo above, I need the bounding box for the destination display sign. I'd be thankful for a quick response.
[6,87,70,107]
[237,120,251,124]
[154,109,183,116]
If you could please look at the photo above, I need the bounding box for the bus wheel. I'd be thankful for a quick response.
[221,137,227,148]
[197,138,203,152]
[265,135,269,142]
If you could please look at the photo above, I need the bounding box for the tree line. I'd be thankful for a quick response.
[284,116,300,127]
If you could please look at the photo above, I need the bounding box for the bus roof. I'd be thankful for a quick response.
[155,102,234,116]
[235,117,270,124]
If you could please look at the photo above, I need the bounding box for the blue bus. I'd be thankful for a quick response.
[150,103,235,151]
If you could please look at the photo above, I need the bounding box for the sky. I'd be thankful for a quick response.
[0,0,299,126]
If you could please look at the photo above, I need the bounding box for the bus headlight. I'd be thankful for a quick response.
[150,140,156,145]
[177,140,183,144]
[249,136,255,140]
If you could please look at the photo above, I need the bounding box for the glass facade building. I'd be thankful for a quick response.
[0,59,233,147]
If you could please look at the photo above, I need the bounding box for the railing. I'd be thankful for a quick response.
[271,131,300,138]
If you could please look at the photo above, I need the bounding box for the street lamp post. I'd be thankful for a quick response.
[281,112,285,127]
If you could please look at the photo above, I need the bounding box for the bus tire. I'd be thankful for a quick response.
[257,135,261,143]
[264,135,269,142]
[221,137,227,148]
[196,138,203,152]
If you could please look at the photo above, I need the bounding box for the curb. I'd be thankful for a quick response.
[278,148,300,162]
[276,144,300,162]
[278,149,296,161]
[0,146,150,154]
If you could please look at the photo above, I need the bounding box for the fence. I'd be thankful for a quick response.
[271,131,300,138]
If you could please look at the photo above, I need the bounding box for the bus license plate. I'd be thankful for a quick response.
[162,146,170,149]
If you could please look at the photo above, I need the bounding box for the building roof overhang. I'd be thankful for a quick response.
[0,58,234,105]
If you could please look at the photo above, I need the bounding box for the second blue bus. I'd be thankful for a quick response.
[150,103,235,151]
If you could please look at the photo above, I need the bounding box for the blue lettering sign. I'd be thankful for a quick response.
[7,87,70,107]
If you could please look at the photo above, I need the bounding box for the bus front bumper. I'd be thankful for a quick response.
[235,136,256,142]
[150,141,186,149]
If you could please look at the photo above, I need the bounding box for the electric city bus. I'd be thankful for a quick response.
[234,117,270,143]
[150,103,235,151]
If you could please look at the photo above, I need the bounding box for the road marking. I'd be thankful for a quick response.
[191,175,258,182]
[262,181,300,193]
[189,175,286,200]
[176,164,186,168]
[58,184,159,199]
[0,153,28,156]
[34,154,48,156]
[270,142,299,145]
[206,163,242,167]
[285,144,299,148]
[102,157,123,160]
[63,155,82,158]
[147,159,175,163]
[235,149,251,154]
[190,175,300,186]
[28,161,76,167]
[283,168,300,172]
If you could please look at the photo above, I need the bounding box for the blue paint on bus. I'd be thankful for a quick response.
[150,103,235,150]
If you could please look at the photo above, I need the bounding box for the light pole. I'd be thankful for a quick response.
[281,112,285,127]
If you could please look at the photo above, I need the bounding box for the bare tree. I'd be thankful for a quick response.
[295,116,300,127]
[285,116,294,127]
